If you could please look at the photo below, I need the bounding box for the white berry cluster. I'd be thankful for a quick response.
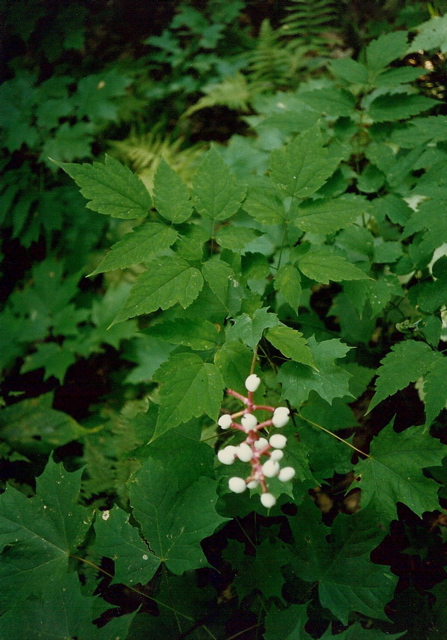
[217,374,295,509]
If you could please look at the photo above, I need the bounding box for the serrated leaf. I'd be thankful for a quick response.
[294,197,367,235]
[128,458,228,574]
[192,146,246,221]
[243,181,286,225]
[278,337,353,406]
[214,340,254,390]
[264,603,312,640]
[291,500,397,624]
[202,256,234,308]
[226,307,280,349]
[0,459,92,610]
[299,89,356,117]
[274,264,302,310]
[112,256,204,324]
[366,31,409,73]
[331,58,369,84]
[407,15,447,54]
[153,158,193,223]
[368,93,439,122]
[215,224,261,250]
[422,357,447,426]
[147,318,219,350]
[294,248,369,284]
[20,342,76,383]
[266,325,316,369]
[58,154,152,218]
[94,506,159,585]
[367,341,440,414]
[90,222,178,275]
[354,422,446,522]
[270,127,341,199]
[153,352,224,438]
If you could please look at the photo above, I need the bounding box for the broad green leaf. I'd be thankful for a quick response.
[214,340,254,390]
[278,337,353,406]
[354,422,446,522]
[0,459,92,610]
[215,224,262,250]
[226,307,280,349]
[270,127,341,199]
[294,248,369,284]
[321,623,405,639]
[266,325,316,370]
[368,93,439,123]
[299,88,356,117]
[89,222,178,275]
[331,58,369,84]
[403,198,447,256]
[407,15,447,54]
[367,341,440,414]
[192,146,246,220]
[202,256,234,308]
[0,394,88,455]
[153,158,193,223]
[20,341,76,383]
[422,357,447,426]
[290,500,397,624]
[264,603,312,640]
[128,458,228,574]
[125,335,176,384]
[58,155,152,218]
[375,66,427,86]
[147,318,219,350]
[274,264,302,310]
[366,31,409,73]
[243,181,286,225]
[293,197,367,235]
[112,256,204,325]
[153,352,224,438]
[0,572,135,640]
[94,506,159,585]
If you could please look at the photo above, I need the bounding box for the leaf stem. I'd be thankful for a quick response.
[296,412,370,458]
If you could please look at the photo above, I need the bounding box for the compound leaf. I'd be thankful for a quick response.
[423,357,447,426]
[274,264,302,311]
[294,197,367,235]
[294,248,369,284]
[58,155,152,219]
[266,325,316,370]
[153,158,193,223]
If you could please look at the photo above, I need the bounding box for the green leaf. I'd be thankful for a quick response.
[0,459,92,610]
[153,352,224,438]
[266,325,316,369]
[269,127,341,199]
[294,247,369,284]
[215,224,262,250]
[299,88,356,117]
[20,342,76,383]
[58,154,152,219]
[290,500,397,624]
[354,422,446,522]
[274,264,302,311]
[192,146,246,220]
[214,340,254,390]
[94,506,159,585]
[153,158,193,223]
[368,93,439,122]
[331,58,369,84]
[264,603,312,640]
[90,222,178,275]
[293,197,367,235]
[202,256,234,308]
[366,31,409,73]
[407,15,447,54]
[128,458,228,574]
[278,337,353,406]
[243,180,286,225]
[367,341,440,414]
[147,318,219,350]
[422,357,447,426]
[403,198,447,256]
[112,256,204,324]
[226,307,280,349]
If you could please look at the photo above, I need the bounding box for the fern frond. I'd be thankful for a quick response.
[182,73,252,118]
[281,0,340,50]
[247,19,300,90]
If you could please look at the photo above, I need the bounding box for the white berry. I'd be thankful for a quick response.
[218,414,233,429]
[254,437,269,450]
[270,449,284,462]
[269,434,287,449]
[272,407,290,428]
[262,459,280,478]
[237,443,253,462]
[217,446,237,465]
[229,477,247,493]
[261,493,276,508]
[247,479,259,489]
[278,466,296,482]
[241,413,257,431]
[245,374,261,392]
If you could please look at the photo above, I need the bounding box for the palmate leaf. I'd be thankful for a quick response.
[127,458,228,575]
[153,158,193,223]
[354,422,446,522]
[153,352,225,439]
[367,341,440,414]
[269,126,342,200]
[192,146,246,221]
[264,603,312,640]
[89,222,178,275]
[278,337,353,407]
[58,155,152,219]
[0,459,92,610]
[0,572,135,640]
[112,256,203,325]
[290,500,397,625]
